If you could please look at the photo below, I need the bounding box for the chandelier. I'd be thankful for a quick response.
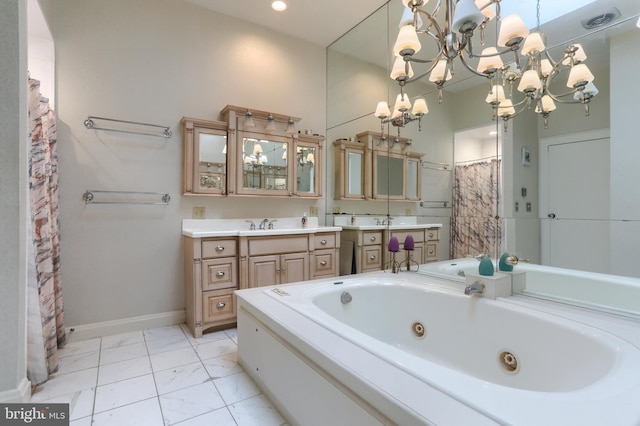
[375,0,599,131]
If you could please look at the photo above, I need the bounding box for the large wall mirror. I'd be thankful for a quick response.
[326,0,640,313]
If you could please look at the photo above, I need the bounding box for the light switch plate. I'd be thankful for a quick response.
[193,207,205,219]
[310,206,318,216]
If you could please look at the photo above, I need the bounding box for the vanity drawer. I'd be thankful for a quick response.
[312,249,336,278]
[314,233,336,249]
[202,290,236,323]
[425,242,438,262]
[362,231,382,246]
[202,258,237,291]
[426,228,439,241]
[248,235,308,256]
[362,246,382,271]
[202,239,237,259]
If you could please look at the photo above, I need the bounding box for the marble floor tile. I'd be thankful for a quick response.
[202,352,242,379]
[69,416,92,426]
[58,337,101,358]
[173,406,237,426]
[99,342,148,366]
[228,394,286,426]
[101,330,145,349]
[36,387,95,421]
[91,397,164,426]
[159,382,226,425]
[193,338,237,361]
[94,374,157,414]
[144,325,186,341]
[57,350,100,374]
[146,333,190,355]
[97,355,152,386]
[149,346,200,372]
[214,371,260,405]
[183,327,229,344]
[31,368,98,402]
[154,362,210,395]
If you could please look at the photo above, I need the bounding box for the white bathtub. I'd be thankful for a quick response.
[236,273,640,425]
[420,258,640,317]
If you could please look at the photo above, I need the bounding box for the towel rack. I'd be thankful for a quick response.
[420,201,450,208]
[421,160,451,171]
[82,190,171,205]
[84,116,172,138]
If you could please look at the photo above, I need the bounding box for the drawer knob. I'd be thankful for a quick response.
[428,232,434,238]
[320,260,328,266]
[216,271,225,277]
[320,239,327,245]
[216,302,226,309]
[370,255,376,260]
[370,236,376,241]
[215,245,225,252]
[429,249,434,254]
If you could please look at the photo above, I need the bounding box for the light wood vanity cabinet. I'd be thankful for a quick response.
[184,236,239,338]
[311,232,340,279]
[340,229,383,274]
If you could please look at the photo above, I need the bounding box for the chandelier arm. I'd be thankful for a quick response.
[416,9,445,46]
[458,52,496,79]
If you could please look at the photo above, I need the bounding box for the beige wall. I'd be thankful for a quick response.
[40,0,327,327]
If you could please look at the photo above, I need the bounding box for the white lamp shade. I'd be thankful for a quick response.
[452,0,484,33]
[394,93,412,112]
[399,7,423,28]
[412,98,429,116]
[498,14,529,47]
[540,59,553,77]
[521,32,546,55]
[567,63,594,88]
[390,56,414,80]
[429,59,452,82]
[265,116,276,131]
[536,95,557,113]
[253,143,263,155]
[393,25,421,56]
[474,0,495,20]
[476,47,503,74]
[562,43,587,65]
[375,101,391,118]
[391,109,402,119]
[485,84,506,104]
[498,99,515,116]
[517,70,543,93]
[306,153,315,163]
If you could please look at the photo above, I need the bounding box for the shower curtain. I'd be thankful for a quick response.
[451,158,502,260]
[27,77,65,385]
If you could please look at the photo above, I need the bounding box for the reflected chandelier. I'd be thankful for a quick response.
[375,0,598,131]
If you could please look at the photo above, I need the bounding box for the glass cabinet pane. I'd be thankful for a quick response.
[376,154,404,197]
[242,137,288,191]
[296,145,316,194]
[197,131,227,193]
[407,158,419,199]
[347,151,363,196]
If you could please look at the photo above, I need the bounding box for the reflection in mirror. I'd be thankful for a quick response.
[375,153,403,198]
[197,131,226,191]
[296,145,316,193]
[347,152,363,197]
[242,137,288,191]
[406,158,419,200]
[326,0,640,316]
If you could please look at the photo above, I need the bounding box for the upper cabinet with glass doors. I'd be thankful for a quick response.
[182,107,324,198]
[221,105,324,198]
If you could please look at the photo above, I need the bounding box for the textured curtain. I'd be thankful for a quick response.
[27,77,65,385]
[451,159,502,259]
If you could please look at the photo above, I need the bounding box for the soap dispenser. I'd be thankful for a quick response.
[479,255,495,276]
[301,212,308,228]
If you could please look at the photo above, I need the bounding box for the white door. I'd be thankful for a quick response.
[541,133,610,273]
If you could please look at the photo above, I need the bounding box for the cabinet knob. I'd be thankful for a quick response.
[320,260,327,266]
[216,302,226,309]
[215,271,225,277]
[215,246,225,252]
[428,249,434,254]
[320,239,327,245]
[370,236,376,242]
[276,267,281,272]
[428,232,434,238]
[370,255,376,260]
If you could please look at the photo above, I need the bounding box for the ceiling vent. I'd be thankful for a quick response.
[581,8,621,30]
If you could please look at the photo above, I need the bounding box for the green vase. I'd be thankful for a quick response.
[499,252,513,272]
[479,256,494,276]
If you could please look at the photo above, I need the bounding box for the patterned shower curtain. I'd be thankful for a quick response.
[451,158,502,259]
[27,77,65,385]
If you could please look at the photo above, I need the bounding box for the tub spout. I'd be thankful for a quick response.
[464,281,485,295]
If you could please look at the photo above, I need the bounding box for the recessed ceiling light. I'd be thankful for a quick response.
[272,1,287,12]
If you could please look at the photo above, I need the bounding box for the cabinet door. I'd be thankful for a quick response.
[295,138,322,198]
[362,246,382,272]
[425,243,438,262]
[281,252,309,284]
[312,249,337,279]
[248,255,279,287]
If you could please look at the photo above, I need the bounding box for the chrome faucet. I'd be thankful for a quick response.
[464,281,485,295]
[268,219,277,229]
[381,216,394,226]
[245,220,256,231]
[259,218,270,230]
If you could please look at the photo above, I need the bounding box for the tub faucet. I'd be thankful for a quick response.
[259,218,270,230]
[464,281,485,295]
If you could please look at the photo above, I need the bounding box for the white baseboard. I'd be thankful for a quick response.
[65,310,186,342]
[0,378,31,403]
